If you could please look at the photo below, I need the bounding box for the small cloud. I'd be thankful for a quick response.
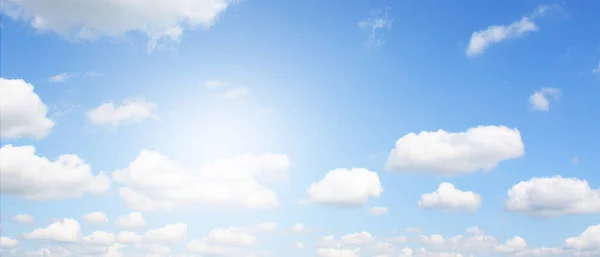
[529,88,561,111]
[222,87,250,100]
[49,72,75,83]
[358,6,393,48]
[203,79,229,88]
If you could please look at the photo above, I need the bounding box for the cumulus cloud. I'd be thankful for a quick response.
[505,176,600,217]
[466,5,558,56]
[419,183,482,212]
[369,206,389,216]
[0,144,111,200]
[87,98,158,127]
[529,88,561,111]
[113,150,291,211]
[307,168,383,206]
[12,214,34,224]
[0,78,54,140]
[115,212,146,230]
[83,212,109,225]
[0,0,237,51]
[385,125,524,176]
[24,219,81,242]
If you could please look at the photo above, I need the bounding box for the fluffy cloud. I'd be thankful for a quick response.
[113,150,291,211]
[83,212,109,225]
[385,126,524,176]
[505,176,600,217]
[12,214,34,224]
[115,212,146,230]
[466,5,556,56]
[23,219,81,242]
[565,225,600,251]
[307,168,383,206]
[0,78,54,140]
[0,237,18,249]
[418,183,482,212]
[0,0,237,50]
[529,88,561,111]
[0,144,111,200]
[87,98,157,127]
[370,206,389,216]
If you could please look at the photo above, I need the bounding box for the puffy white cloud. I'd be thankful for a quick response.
[529,88,561,111]
[1,0,236,50]
[0,78,54,140]
[307,168,383,206]
[0,144,111,200]
[143,223,187,244]
[419,183,481,212]
[117,231,142,245]
[113,150,291,211]
[316,247,360,257]
[291,223,306,233]
[23,219,81,242]
[505,176,600,216]
[82,231,116,246]
[87,99,157,127]
[370,206,389,216]
[466,5,557,56]
[0,237,18,249]
[385,126,524,176]
[115,212,146,230]
[12,214,34,224]
[222,87,250,100]
[496,236,528,253]
[83,212,108,225]
[565,225,600,251]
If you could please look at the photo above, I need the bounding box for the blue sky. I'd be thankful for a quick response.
[1,0,600,257]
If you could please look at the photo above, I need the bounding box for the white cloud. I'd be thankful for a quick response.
[82,231,116,246]
[369,206,389,216]
[204,80,229,88]
[115,212,146,230]
[316,247,360,257]
[143,223,187,244]
[0,237,18,249]
[87,98,157,127]
[565,225,600,251]
[466,5,557,56]
[529,88,561,111]
[24,219,81,242]
[291,223,306,233]
[496,236,528,253]
[0,144,111,200]
[307,168,383,206]
[419,183,482,212]
[222,87,250,100]
[83,212,108,225]
[113,150,291,211]
[0,78,54,140]
[1,0,236,51]
[505,176,600,217]
[358,7,393,48]
[385,125,524,176]
[12,214,34,224]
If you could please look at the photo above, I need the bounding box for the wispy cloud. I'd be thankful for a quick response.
[466,5,560,56]
[49,71,103,83]
[358,7,393,48]
[529,87,561,111]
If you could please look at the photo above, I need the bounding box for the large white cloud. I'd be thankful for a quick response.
[0,78,54,140]
[23,219,81,242]
[115,212,146,230]
[466,5,556,56]
[0,144,111,200]
[418,183,482,212]
[87,99,158,127]
[0,0,237,50]
[385,126,524,176]
[307,168,383,206]
[113,150,291,211]
[505,176,600,217]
